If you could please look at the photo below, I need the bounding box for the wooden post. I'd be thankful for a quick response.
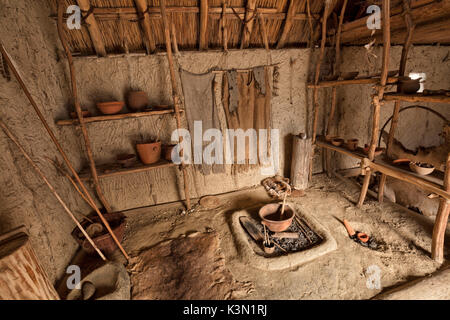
[57,1,112,214]
[199,0,209,50]
[431,152,450,263]
[134,0,157,54]
[240,0,257,49]
[0,227,60,300]
[221,2,228,52]
[378,0,414,202]
[76,0,106,57]
[357,0,390,208]
[258,12,269,51]
[291,134,312,190]
[160,0,191,210]
[171,19,180,55]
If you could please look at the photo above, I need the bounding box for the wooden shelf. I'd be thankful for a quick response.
[316,137,366,160]
[79,160,178,180]
[56,108,176,126]
[308,77,398,89]
[383,93,450,103]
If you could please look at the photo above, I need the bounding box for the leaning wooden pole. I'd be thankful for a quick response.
[0,120,106,261]
[0,48,129,260]
[357,0,391,208]
[57,1,112,214]
[160,0,191,210]
[378,0,415,202]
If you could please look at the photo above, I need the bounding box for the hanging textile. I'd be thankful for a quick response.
[180,69,224,175]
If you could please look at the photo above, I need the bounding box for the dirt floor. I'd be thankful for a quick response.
[121,174,450,300]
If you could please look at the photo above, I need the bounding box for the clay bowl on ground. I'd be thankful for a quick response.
[127,91,149,111]
[70,110,91,119]
[345,138,359,151]
[116,153,136,168]
[259,203,295,233]
[339,71,359,80]
[136,141,162,165]
[409,162,435,176]
[331,138,344,147]
[96,101,125,115]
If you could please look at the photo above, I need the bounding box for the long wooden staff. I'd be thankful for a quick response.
[0,119,106,261]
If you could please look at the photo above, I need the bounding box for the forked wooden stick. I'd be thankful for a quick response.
[0,119,106,261]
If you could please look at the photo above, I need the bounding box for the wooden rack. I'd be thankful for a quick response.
[309,0,450,263]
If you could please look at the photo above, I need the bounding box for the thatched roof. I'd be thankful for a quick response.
[48,0,450,57]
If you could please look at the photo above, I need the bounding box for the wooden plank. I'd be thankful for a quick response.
[316,139,366,160]
[240,216,264,242]
[56,109,176,126]
[134,0,156,54]
[199,0,208,50]
[79,160,178,181]
[384,93,450,103]
[240,0,257,49]
[308,77,399,88]
[277,0,305,49]
[76,0,106,57]
[291,135,312,190]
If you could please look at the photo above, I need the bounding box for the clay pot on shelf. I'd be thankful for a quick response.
[331,138,344,147]
[325,135,338,142]
[96,101,124,115]
[162,144,177,162]
[116,154,136,168]
[346,139,359,151]
[339,71,359,80]
[409,162,435,176]
[397,77,421,94]
[70,110,91,119]
[127,91,149,111]
[136,141,162,165]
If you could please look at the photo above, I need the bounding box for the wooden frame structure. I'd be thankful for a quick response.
[309,0,450,263]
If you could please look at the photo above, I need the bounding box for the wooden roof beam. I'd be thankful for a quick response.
[277,0,306,49]
[199,0,208,50]
[76,0,106,57]
[134,0,156,54]
[240,0,257,49]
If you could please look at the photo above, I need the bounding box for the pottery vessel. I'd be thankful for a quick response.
[259,203,294,233]
[398,77,421,94]
[127,91,149,111]
[340,71,359,80]
[162,144,176,162]
[137,141,162,165]
[331,138,344,147]
[409,162,435,176]
[70,110,91,119]
[96,101,124,115]
[346,139,359,151]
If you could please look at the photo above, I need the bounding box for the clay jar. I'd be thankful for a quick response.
[127,91,149,111]
[398,77,421,94]
[97,101,124,115]
[346,139,359,151]
[136,141,162,165]
[162,144,176,162]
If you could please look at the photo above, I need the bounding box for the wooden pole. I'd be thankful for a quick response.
[171,19,180,55]
[160,0,191,210]
[57,1,113,214]
[0,120,106,261]
[240,0,257,49]
[258,12,270,51]
[76,0,106,57]
[431,152,450,263]
[0,31,129,261]
[379,0,415,202]
[199,0,209,50]
[134,0,157,54]
[221,2,228,52]
[291,134,312,190]
[357,0,390,208]
[0,227,60,300]
[277,0,303,49]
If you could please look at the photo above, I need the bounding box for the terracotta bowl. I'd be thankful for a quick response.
[70,110,91,119]
[263,242,275,254]
[259,203,294,233]
[96,101,124,115]
[409,162,435,176]
[346,138,359,151]
[331,138,344,147]
[136,141,162,165]
[127,91,149,111]
[325,135,338,142]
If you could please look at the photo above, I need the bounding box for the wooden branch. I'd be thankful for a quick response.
[221,2,228,51]
[432,152,450,262]
[308,77,399,88]
[160,0,191,210]
[76,0,106,57]
[240,0,257,49]
[383,93,450,103]
[258,12,269,51]
[199,0,208,50]
[134,0,156,54]
[277,0,305,49]
[334,0,348,75]
[171,19,179,55]
[306,0,314,47]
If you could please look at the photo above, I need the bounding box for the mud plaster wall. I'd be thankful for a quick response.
[71,48,327,210]
[332,46,450,170]
[0,0,94,284]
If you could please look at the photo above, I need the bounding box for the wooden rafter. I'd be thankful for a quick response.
[134,0,156,54]
[277,0,306,49]
[199,0,209,50]
[240,0,257,49]
[76,0,106,57]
